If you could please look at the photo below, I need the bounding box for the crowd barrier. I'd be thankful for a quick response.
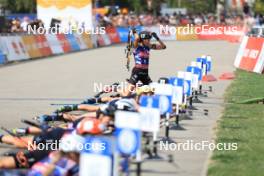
[234,36,264,74]
[195,25,245,42]
[0,25,246,65]
[0,33,99,63]
[158,25,246,42]
[0,49,5,64]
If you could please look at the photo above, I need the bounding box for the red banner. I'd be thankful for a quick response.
[34,35,53,56]
[239,37,264,71]
[106,27,121,43]
[56,34,71,53]
[196,25,245,42]
[97,34,106,46]
[234,36,264,74]
[196,25,225,40]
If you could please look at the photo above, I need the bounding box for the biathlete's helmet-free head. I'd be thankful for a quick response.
[136,85,155,95]
[99,99,137,117]
[60,133,85,152]
[114,98,137,112]
[139,31,152,41]
[76,118,106,135]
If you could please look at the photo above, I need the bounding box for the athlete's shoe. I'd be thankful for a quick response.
[12,128,27,136]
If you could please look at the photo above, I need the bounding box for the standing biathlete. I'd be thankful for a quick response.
[125,30,166,95]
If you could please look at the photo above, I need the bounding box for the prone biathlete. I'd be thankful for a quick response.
[0,87,155,170]
[51,85,155,122]
[10,85,155,137]
[0,111,115,169]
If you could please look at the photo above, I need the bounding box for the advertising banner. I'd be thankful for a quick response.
[34,34,53,57]
[196,25,225,40]
[106,27,121,43]
[65,34,81,51]
[56,34,72,53]
[82,33,94,49]
[176,27,198,40]
[0,36,29,61]
[97,34,106,47]
[234,36,264,74]
[74,34,87,50]
[91,34,98,48]
[196,25,245,42]
[0,49,5,64]
[101,34,111,46]
[45,34,64,54]
[37,0,93,30]
[22,35,43,58]
[116,27,130,43]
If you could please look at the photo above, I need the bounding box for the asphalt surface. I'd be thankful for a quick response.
[0,41,239,175]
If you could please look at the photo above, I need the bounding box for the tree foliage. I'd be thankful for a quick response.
[0,0,36,13]
[166,0,217,13]
[254,0,264,14]
[0,0,220,14]
[99,0,217,14]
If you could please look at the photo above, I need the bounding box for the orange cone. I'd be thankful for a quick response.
[202,74,217,82]
[219,72,235,80]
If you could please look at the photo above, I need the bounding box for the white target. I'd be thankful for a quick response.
[117,129,137,154]
[173,79,178,86]
[184,80,190,94]
[91,139,104,154]
[159,95,170,114]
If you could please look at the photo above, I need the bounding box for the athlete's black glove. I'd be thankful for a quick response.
[126,62,130,71]
[38,114,61,123]
[83,97,102,104]
[57,105,78,113]
[151,32,160,41]
[131,27,137,34]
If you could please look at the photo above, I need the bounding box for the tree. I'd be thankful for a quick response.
[0,0,8,7]
[127,0,145,14]
[0,0,36,13]
[98,0,147,14]
[16,0,36,13]
[0,0,14,12]
[165,0,217,13]
[254,0,264,14]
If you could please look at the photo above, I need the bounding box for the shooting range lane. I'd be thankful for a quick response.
[0,41,239,175]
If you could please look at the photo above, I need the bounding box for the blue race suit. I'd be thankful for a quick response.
[128,45,152,85]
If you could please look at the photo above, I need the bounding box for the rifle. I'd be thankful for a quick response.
[1,126,29,148]
[21,119,42,128]
[125,29,133,71]
[51,82,120,107]
[1,126,18,137]
[21,119,51,130]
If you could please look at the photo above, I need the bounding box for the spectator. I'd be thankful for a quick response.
[3,10,261,33]
[194,15,203,25]
[21,17,30,32]
[243,2,250,16]
[10,18,22,33]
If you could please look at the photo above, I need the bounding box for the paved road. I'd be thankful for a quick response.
[0,41,239,175]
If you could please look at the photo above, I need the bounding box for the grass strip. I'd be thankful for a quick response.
[208,69,264,176]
